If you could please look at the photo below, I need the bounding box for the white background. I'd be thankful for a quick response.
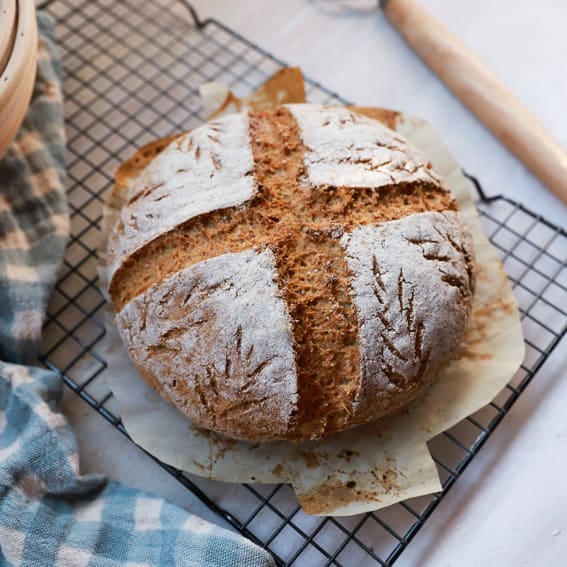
[61,1,567,566]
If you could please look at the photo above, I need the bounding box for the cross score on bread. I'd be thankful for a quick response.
[108,105,475,442]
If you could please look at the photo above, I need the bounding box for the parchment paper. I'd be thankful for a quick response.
[99,71,524,516]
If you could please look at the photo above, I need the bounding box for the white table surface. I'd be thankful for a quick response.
[60,1,567,565]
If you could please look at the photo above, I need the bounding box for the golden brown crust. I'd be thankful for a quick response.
[108,105,474,442]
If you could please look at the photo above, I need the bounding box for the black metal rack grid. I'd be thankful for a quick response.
[37,0,567,565]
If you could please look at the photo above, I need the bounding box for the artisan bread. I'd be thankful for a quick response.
[107,104,475,442]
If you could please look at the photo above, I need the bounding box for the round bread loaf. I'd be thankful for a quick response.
[107,104,475,442]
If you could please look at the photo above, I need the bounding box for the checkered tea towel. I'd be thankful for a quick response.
[0,17,68,364]
[0,14,275,567]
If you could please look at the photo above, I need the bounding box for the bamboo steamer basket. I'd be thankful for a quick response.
[0,0,37,159]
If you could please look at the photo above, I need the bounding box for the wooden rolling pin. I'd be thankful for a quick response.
[381,0,567,206]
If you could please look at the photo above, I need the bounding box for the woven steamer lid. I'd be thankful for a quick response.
[0,0,37,160]
[108,104,476,442]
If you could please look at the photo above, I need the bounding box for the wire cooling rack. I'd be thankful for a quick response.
[37,0,567,565]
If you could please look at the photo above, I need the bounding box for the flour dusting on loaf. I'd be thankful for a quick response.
[108,104,476,442]
[287,104,442,188]
[117,248,298,440]
[107,112,256,280]
[340,211,475,421]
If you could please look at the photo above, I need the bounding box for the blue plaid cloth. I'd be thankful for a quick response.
[0,14,275,567]
[0,16,68,364]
